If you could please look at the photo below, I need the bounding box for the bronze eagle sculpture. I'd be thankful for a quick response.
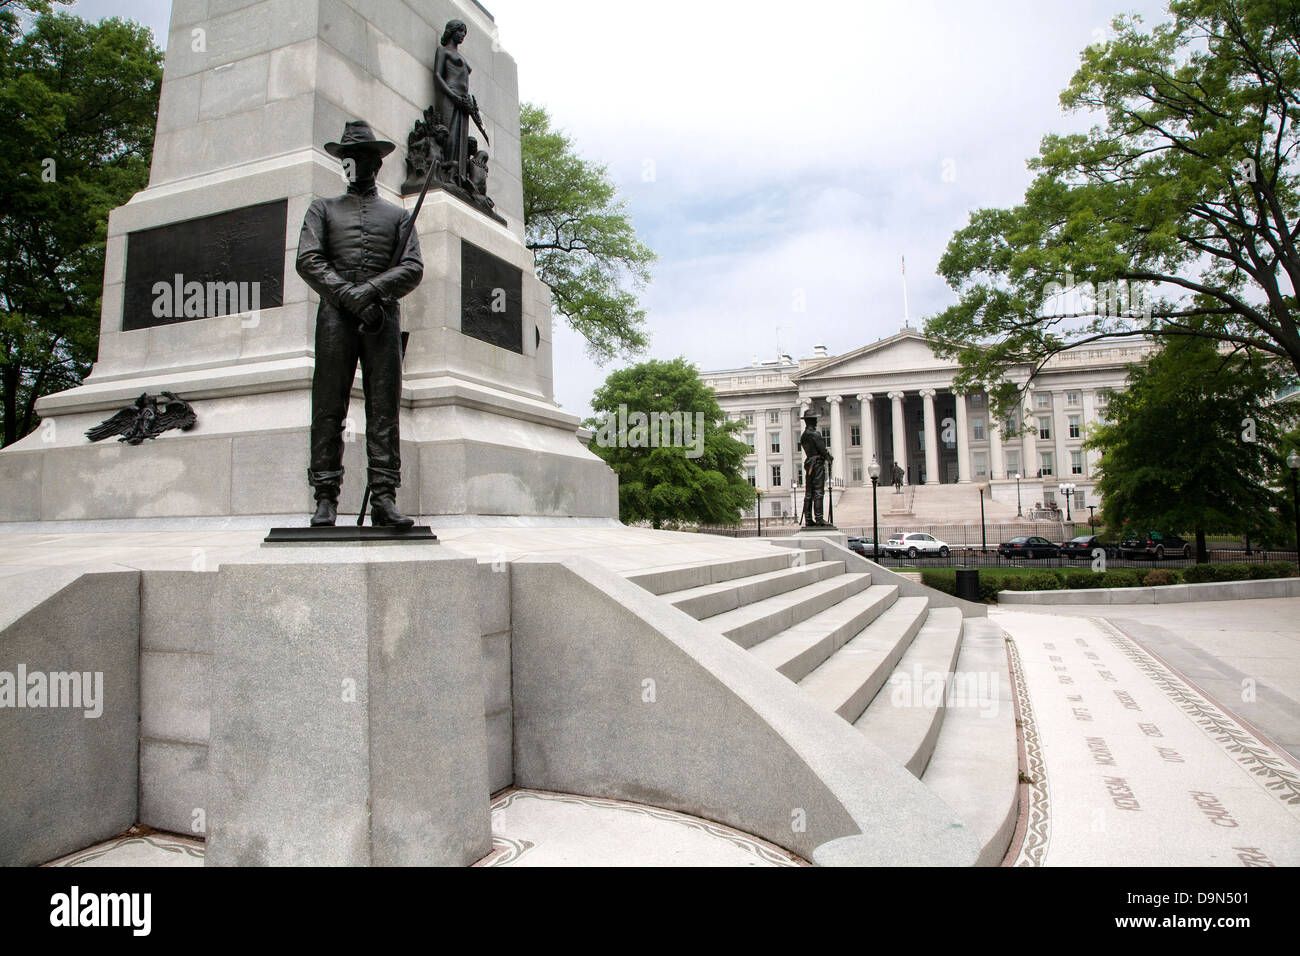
[85,392,197,445]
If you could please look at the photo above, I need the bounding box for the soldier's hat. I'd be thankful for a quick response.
[325,120,396,158]
[801,411,819,423]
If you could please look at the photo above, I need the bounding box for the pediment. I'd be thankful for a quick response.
[794,332,951,382]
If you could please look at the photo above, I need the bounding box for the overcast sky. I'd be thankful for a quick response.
[67,0,1174,418]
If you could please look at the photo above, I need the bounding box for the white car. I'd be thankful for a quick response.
[883,532,950,558]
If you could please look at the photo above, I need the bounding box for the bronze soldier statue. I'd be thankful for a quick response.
[296,120,424,528]
[800,412,834,526]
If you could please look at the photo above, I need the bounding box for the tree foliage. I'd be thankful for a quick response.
[1086,333,1296,557]
[584,358,755,528]
[0,7,162,446]
[928,0,1300,423]
[521,101,654,365]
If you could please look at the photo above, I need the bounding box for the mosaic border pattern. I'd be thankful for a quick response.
[1007,638,1051,867]
[486,788,807,867]
[1098,619,1300,811]
[46,833,205,867]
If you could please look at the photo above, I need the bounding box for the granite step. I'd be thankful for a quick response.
[920,618,1020,866]
[748,584,900,683]
[796,597,930,723]
[852,606,964,776]
[703,572,873,649]
[664,560,845,620]
[625,548,821,596]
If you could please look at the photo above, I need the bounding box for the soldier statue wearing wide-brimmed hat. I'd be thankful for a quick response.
[296,119,423,528]
[799,411,834,527]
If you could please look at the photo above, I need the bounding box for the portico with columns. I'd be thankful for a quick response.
[700,330,1154,520]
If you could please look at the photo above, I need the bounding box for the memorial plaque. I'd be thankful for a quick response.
[122,200,287,331]
[460,239,523,353]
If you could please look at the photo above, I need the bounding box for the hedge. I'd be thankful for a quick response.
[920,561,1296,603]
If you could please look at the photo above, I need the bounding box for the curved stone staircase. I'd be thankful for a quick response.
[625,538,1020,866]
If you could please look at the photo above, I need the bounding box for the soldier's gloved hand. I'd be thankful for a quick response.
[340,281,380,316]
[357,302,386,333]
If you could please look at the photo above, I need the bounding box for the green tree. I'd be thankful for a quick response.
[0,7,162,446]
[521,102,654,365]
[1087,334,1295,560]
[585,358,755,529]
[928,0,1300,422]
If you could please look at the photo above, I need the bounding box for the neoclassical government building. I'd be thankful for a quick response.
[700,330,1155,519]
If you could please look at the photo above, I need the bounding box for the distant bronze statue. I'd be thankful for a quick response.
[800,412,833,526]
[433,19,476,182]
[296,120,423,528]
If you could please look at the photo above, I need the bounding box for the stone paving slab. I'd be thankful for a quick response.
[998,610,1300,866]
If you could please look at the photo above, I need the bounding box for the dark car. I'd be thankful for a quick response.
[1061,534,1116,560]
[1119,530,1192,560]
[997,536,1060,559]
[847,536,876,557]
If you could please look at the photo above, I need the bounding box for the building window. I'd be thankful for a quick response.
[1043,488,1055,506]
[974,452,988,477]
[972,417,985,440]
[1040,452,1054,476]
[769,410,780,424]
[770,500,783,517]
[745,466,755,486]
[1074,490,1085,510]
[744,433,755,453]
[1038,417,1051,440]
[1066,391,1080,406]
[743,411,755,425]
[771,465,782,487]
[1068,415,1081,439]
[851,460,863,482]
[970,393,984,407]
[770,432,781,454]
[822,427,831,447]
[850,424,861,446]
[1071,451,1083,475]
[1035,393,1050,409]
[1005,451,1021,477]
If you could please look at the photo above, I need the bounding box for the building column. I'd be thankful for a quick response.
[857,393,875,478]
[920,387,939,485]
[888,390,908,485]
[989,413,1004,480]
[1021,386,1038,479]
[828,395,845,486]
[953,390,971,483]
[1052,391,1070,483]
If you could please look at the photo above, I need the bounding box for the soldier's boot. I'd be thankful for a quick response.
[370,485,414,529]
[309,489,338,528]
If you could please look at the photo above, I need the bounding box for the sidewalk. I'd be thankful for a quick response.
[996,599,1300,866]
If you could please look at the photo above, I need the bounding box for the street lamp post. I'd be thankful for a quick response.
[978,483,987,554]
[756,488,762,537]
[868,457,881,561]
[1288,450,1300,564]
[1058,482,1075,522]
[1088,505,1096,531]
[1015,472,1023,518]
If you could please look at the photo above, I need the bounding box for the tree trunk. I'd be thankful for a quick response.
[1195,527,1208,564]
[1,363,18,448]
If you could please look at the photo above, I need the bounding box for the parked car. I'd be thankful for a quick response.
[997,536,1061,559]
[847,536,876,557]
[1119,530,1192,560]
[883,532,950,558]
[1061,534,1116,560]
